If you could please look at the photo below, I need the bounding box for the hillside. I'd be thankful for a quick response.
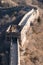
[0,0,43,65]
[18,0,43,65]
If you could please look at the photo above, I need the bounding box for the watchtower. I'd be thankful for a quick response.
[5,25,21,65]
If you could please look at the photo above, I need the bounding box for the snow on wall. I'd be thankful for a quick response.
[19,9,39,47]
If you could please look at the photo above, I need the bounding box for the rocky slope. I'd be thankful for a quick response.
[20,16,43,65]
[19,0,43,65]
